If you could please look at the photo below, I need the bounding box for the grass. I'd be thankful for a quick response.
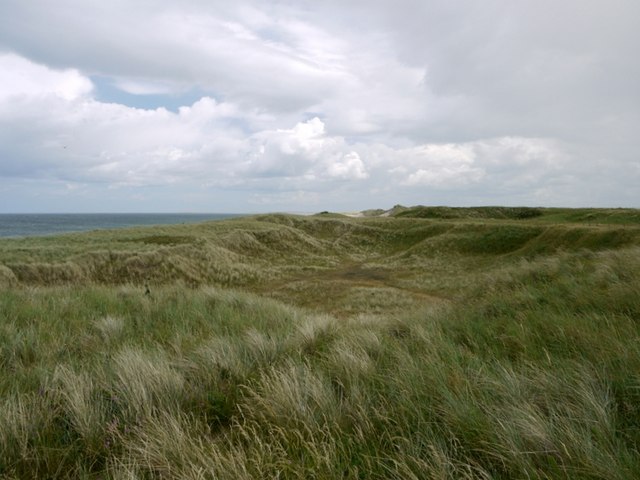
[1,208,640,478]
[393,205,640,225]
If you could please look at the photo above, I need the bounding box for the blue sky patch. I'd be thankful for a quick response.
[91,76,212,112]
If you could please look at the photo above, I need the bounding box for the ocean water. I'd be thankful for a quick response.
[0,213,246,238]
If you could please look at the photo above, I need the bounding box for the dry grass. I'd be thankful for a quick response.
[1,211,640,478]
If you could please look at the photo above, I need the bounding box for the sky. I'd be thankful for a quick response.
[0,0,638,213]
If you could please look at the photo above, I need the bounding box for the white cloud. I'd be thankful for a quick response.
[112,78,176,95]
[0,53,93,102]
[246,118,370,180]
[0,60,250,186]
[0,1,638,211]
[402,150,483,187]
[327,152,368,180]
[0,2,351,112]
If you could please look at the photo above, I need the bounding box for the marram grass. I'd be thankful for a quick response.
[0,212,640,478]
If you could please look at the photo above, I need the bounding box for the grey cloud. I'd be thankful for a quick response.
[371,0,638,138]
[0,1,346,113]
[0,0,638,211]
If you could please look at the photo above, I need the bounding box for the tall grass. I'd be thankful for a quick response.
[1,213,640,477]
[1,244,639,477]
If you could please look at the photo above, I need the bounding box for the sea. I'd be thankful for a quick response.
[0,213,247,238]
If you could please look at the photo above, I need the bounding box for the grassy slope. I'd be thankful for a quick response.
[1,208,640,478]
[393,205,640,224]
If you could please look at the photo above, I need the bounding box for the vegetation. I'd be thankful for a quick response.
[392,205,640,224]
[1,207,640,478]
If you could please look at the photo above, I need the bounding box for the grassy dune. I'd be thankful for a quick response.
[1,208,640,478]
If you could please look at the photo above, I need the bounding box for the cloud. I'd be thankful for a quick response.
[343,0,640,142]
[0,2,350,112]
[0,1,638,211]
[112,78,176,96]
[327,152,368,180]
[0,59,369,192]
[0,53,93,102]
[246,118,369,180]
[0,59,250,187]
[398,144,481,187]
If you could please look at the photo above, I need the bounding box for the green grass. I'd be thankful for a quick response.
[394,205,545,220]
[1,208,640,478]
[393,205,640,225]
